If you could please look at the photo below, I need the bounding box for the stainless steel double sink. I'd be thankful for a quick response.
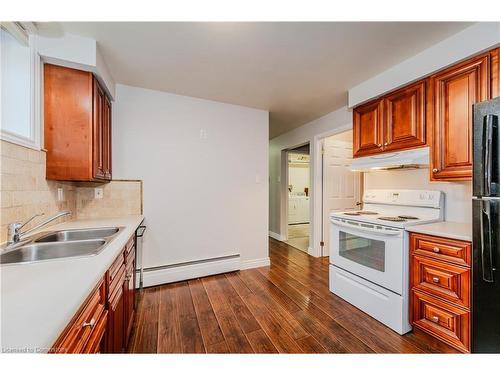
[1,227,124,265]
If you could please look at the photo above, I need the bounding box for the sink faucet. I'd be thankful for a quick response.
[7,211,72,245]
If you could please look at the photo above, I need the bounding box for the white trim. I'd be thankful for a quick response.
[268,231,285,241]
[310,123,353,258]
[240,257,270,270]
[140,256,241,288]
[0,26,41,150]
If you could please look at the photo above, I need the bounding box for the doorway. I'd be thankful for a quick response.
[285,144,310,252]
[320,130,362,256]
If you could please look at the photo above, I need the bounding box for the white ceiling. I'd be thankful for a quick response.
[37,22,472,138]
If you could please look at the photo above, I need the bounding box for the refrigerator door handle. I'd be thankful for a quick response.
[480,200,494,282]
[483,115,496,196]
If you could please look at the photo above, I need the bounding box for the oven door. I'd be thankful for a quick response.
[329,218,405,294]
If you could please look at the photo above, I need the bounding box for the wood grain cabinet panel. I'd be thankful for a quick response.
[411,255,470,308]
[51,279,107,354]
[44,64,112,182]
[491,48,500,98]
[412,290,470,353]
[411,233,471,267]
[429,54,490,181]
[353,99,384,157]
[409,232,472,353]
[384,80,426,151]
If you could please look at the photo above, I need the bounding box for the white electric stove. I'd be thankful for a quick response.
[329,189,444,334]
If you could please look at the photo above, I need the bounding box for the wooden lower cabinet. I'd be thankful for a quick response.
[410,232,472,353]
[107,272,126,353]
[51,234,136,354]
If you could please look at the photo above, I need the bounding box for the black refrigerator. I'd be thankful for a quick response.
[472,96,500,353]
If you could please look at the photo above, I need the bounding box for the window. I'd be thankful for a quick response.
[0,22,40,149]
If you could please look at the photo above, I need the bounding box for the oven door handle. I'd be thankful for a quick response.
[330,218,402,237]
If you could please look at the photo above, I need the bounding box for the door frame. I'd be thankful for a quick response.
[280,142,311,243]
[311,124,354,257]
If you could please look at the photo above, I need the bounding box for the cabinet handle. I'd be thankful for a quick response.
[377,144,382,147]
[82,318,96,328]
[125,275,131,281]
[432,247,440,253]
[432,277,440,283]
[431,316,439,323]
[384,142,388,146]
[432,168,439,173]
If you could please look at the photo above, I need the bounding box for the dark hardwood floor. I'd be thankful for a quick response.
[127,238,458,353]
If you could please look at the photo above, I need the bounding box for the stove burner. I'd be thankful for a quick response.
[343,211,379,216]
[378,216,407,222]
[398,215,419,220]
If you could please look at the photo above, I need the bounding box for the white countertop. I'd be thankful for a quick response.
[0,215,144,353]
[407,221,472,242]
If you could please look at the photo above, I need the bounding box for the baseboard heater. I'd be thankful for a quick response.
[136,254,241,288]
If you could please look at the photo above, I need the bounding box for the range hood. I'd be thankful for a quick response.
[350,147,430,171]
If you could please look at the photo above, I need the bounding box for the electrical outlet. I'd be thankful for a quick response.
[94,188,104,199]
[57,188,64,202]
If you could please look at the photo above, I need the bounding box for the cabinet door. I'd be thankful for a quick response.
[429,54,490,181]
[107,276,125,353]
[353,99,384,157]
[491,48,500,98]
[124,258,135,345]
[384,80,426,151]
[93,79,106,180]
[103,96,112,180]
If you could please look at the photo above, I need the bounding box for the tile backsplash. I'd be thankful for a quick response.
[0,140,142,243]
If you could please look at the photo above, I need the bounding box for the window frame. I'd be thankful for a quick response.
[0,22,41,150]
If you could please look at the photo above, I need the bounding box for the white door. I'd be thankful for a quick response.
[322,133,361,256]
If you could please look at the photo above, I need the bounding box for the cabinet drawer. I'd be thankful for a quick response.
[410,233,471,266]
[82,310,108,354]
[411,255,470,308]
[411,290,470,353]
[125,236,135,256]
[52,279,106,353]
[108,265,126,299]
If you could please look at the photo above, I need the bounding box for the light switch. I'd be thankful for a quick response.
[255,174,262,184]
[94,188,104,199]
[57,188,64,202]
[199,128,207,140]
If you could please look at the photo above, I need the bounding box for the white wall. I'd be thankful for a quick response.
[113,84,269,272]
[364,169,472,223]
[349,22,500,107]
[36,33,116,99]
[269,106,352,255]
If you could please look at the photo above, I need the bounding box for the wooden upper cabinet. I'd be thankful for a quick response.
[44,64,112,182]
[383,80,426,152]
[491,48,500,98]
[353,80,427,158]
[429,54,490,181]
[353,99,384,157]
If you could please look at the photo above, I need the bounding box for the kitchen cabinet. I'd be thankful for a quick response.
[429,53,490,181]
[124,237,136,344]
[491,48,500,98]
[51,279,107,354]
[51,234,137,354]
[384,80,426,152]
[44,64,112,182]
[353,80,426,157]
[288,196,309,224]
[353,99,384,157]
[409,232,472,353]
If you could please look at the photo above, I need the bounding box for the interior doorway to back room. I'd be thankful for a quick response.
[286,144,310,252]
[321,130,362,256]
